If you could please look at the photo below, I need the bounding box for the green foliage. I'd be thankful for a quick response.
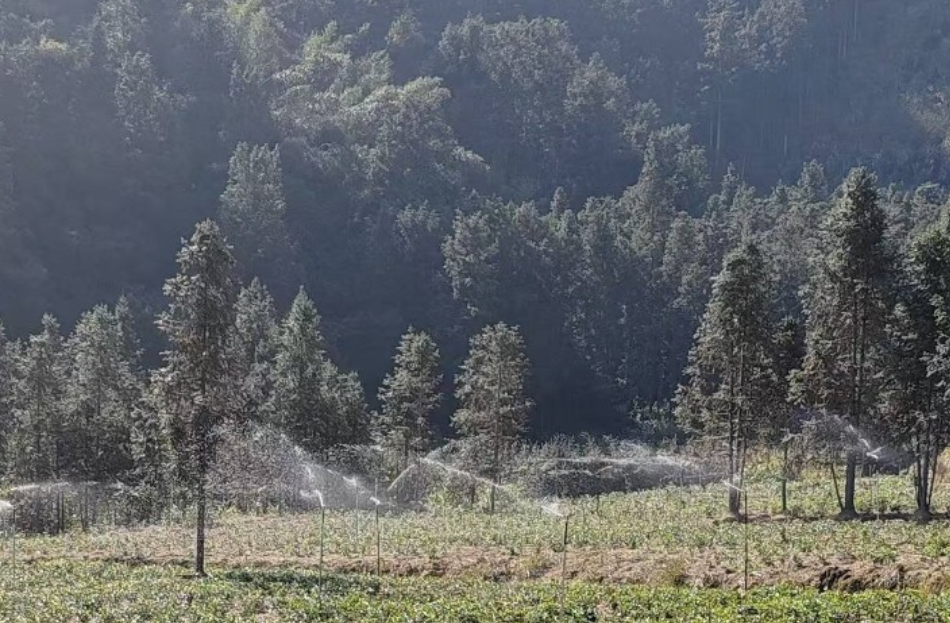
[4,0,950,451]
[453,323,532,479]
[155,220,238,490]
[232,278,278,427]
[677,242,778,513]
[218,143,298,294]
[8,315,67,481]
[4,560,950,623]
[64,303,140,480]
[269,288,368,455]
[377,327,442,473]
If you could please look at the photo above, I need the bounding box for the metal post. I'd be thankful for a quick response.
[743,488,749,593]
[560,516,570,615]
[375,503,381,577]
[561,516,569,583]
[319,505,326,574]
[10,507,15,574]
[354,492,361,556]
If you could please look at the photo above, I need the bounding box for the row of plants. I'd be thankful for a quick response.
[0,561,947,622]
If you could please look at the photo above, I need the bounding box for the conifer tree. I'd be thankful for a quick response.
[218,143,298,296]
[378,328,442,472]
[9,315,68,482]
[233,278,279,426]
[676,242,776,516]
[453,323,532,512]
[154,220,237,576]
[269,287,369,455]
[323,367,370,448]
[772,316,804,514]
[0,321,14,472]
[129,396,169,521]
[270,288,329,454]
[796,168,894,519]
[885,209,950,520]
[114,294,143,373]
[65,304,141,480]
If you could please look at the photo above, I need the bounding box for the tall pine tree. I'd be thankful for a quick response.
[269,288,329,454]
[218,143,298,298]
[0,320,14,473]
[453,323,532,512]
[886,208,950,519]
[65,304,141,480]
[154,220,237,576]
[796,168,894,519]
[378,328,442,473]
[233,278,279,427]
[676,242,777,516]
[8,316,68,482]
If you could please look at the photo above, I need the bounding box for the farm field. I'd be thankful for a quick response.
[5,472,950,620]
[2,561,950,623]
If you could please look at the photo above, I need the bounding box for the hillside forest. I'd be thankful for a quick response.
[3,1,950,521]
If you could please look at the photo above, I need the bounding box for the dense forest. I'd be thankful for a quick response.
[3,0,950,449]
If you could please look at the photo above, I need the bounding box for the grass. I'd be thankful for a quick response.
[5,468,950,620]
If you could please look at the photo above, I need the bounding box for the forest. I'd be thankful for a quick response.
[2,0,950,516]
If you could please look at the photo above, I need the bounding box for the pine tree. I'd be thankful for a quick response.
[65,304,141,481]
[378,328,442,473]
[453,323,532,512]
[772,316,804,514]
[129,396,169,521]
[154,220,237,576]
[114,294,143,373]
[218,143,298,297]
[233,278,279,427]
[796,168,894,519]
[269,288,330,454]
[269,287,369,455]
[676,242,776,516]
[323,367,369,448]
[0,320,14,473]
[9,315,68,482]
[885,208,950,520]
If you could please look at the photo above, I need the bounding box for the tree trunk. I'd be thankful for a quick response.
[781,443,789,515]
[195,475,207,577]
[728,410,740,517]
[916,429,933,522]
[841,452,858,519]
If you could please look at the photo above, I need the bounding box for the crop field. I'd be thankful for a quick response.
[4,469,950,621]
[3,561,950,622]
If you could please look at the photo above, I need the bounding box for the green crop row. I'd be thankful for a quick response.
[0,560,947,622]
